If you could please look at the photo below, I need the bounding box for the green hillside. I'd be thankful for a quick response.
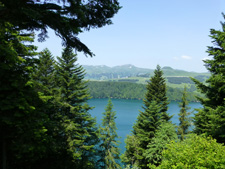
[83,64,154,80]
[83,64,209,81]
[83,65,210,90]
[83,65,209,101]
[87,81,203,102]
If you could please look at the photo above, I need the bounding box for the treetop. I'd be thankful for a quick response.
[0,0,121,56]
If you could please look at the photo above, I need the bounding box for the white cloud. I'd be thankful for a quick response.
[181,55,192,60]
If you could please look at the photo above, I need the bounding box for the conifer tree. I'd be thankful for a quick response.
[132,101,162,168]
[122,65,171,169]
[0,23,48,169]
[144,122,177,168]
[31,49,71,169]
[192,14,225,143]
[144,65,171,121]
[177,86,191,141]
[99,99,121,169]
[32,48,56,96]
[55,47,99,168]
[121,135,141,168]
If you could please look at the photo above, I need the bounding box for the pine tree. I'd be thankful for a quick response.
[144,65,171,121]
[0,22,49,169]
[177,86,191,141]
[192,14,225,143]
[133,101,162,168]
[99,99,121,169]
[121,135,141,168]
[122,65,171,169]
[32,48,56,96]
[31,49,71,169]
[55,47,99,168]
[144,122,178,168]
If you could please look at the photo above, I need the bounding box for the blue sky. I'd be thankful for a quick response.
[34,0,225,72]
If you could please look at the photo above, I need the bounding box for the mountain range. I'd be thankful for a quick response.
[82,64,209,80]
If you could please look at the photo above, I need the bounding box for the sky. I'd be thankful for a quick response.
[34,0,225,72]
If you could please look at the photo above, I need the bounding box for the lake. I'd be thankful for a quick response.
[88,98,202,153]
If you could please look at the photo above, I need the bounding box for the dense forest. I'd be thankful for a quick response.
[1,0,225,169]
[87,81,202,102]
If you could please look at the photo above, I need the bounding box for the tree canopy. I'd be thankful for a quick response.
[55,47,99,168]
[99,99,121,169]
[156,134,225,169]
[192,14,225,144]
[0,22,49,169]
[144,122,177,168]
[122,65,171,169]
[0,0,121,56]
[177,86,191,141]
[144,65,171,121]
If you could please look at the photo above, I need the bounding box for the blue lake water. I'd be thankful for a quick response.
[88,98,202,153]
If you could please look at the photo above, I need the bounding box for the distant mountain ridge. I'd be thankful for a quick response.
[82,64,209,80]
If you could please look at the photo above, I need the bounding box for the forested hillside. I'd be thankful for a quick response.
[87,81,202,102]
[84,65,209,102]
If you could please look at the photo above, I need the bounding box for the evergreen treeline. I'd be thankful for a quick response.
[0,1,121,168]
[119,15,225,169]
[167,77,195,84]
[87,81,202,102]
[1,1,225,168]
[166,75,208,84]
[121,65,176,168]
[87,81,146,100]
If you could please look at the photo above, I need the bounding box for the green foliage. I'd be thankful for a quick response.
[0,0,121,168]
[156,134,225,168]
[194,106,225,144]
[161,66,209,77]
[87,81,146,100]
[167,77,195,84]
[192,14,225,144]
[118,79,139,83]
[32,48,56,96]
[0,22,49,169]
[121,135,142,168]
[99,99,121,169]
[123,164,140,169]
[0,0,121,56]
[132,101,162,168]
[122,65,171,169]
[144,65,171,121]
[144,122,178,168]
[55,47,99,168]
[133,101,162,148]
[88,81,201,102]
[177,86,191,141]
[31,49,73,168]
[122,102,163,168]
[167,75,208,84]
